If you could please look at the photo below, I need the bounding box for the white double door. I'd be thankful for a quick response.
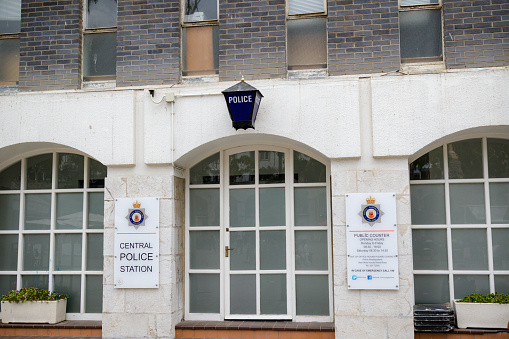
[224,147,291,319]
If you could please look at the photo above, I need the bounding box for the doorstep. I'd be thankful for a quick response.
[175,320,335,339]
[0,320,101,337]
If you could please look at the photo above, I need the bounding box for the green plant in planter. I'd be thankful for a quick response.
[457,292,509,304]
[1,287,68,303]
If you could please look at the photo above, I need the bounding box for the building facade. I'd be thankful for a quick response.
[0,0,508,338]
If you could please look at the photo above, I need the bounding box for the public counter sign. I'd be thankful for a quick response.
[114,197,159,288]
[346,193,399,290]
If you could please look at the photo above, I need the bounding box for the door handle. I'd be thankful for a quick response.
[225,246,235,257]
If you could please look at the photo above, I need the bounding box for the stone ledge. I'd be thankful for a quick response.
[0,320,101,329]
[176,321,335,332]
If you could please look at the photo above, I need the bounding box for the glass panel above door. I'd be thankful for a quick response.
[259,151,285,184]
[230,151,255,185]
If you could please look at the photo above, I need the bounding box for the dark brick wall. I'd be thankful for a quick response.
[328,0,400,75]
[444,0,509,69]
[116,0,180,86]
[218,0,286,81]
[19,0,82,91]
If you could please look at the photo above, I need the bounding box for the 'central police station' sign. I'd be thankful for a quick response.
[346,193,399,290]
[114,197,159,288]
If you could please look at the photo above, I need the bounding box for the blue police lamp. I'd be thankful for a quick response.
[222,77,263,130]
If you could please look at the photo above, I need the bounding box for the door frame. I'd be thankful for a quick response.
[184,144,333,322]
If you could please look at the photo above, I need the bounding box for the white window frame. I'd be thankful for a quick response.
[185,145,333,322]
[181,0,219,77]
[410,136,509,303]
[82,0,117,82]
[398,0,445,68]
[0,150,105,320]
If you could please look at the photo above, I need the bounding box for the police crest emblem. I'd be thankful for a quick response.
[359,196,384,226]
[125,201,148,229]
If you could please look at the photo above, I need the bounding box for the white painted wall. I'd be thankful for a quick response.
[0,67,507,338]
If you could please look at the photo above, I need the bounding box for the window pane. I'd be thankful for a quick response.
[190,153,220,185]
[0,235,18,270]
[414,275,449,304]
[229,151,255,185]
[260,274,287,315]
[25,194,51,230]
[260,231,286,270]
[259,188,285,226]
[454,275,489,299]
[88,192,104,229]
[23,234,50,270]
[230,231,256,270]
[86,275,103,313]
[452,229,488,270]
[83,32,116,78]
[89,158,107,188]
[54,275,81,313]
[449,184,485,224]
[287,18,327,70]
[182,25,219,76]
[190,188,219,226]
[57,154,84,189]
[410,147,443,180]
[56,193,83,229]
[495,275,509,294]
[0,0,21,33]
[0,275,17,298]
[411,184,446,225]
[492,229,509,271]
[0,39,20,84]
[190,231,219,269]
[55,234,82,271]
[22,275,48,289]
[488,138,509,178]
[401,0,438,5]
[86,0,117,28]
[294,151,326,183]
[184,0,217,22]
[0,194,20,230]
[490,183,509,224]
[448,139,483,179]
[26,154,53,190]
[289,0,324,15]
[230,274,256,314]
[259,151,285,184]
[189,273,220,313]
[0,161,21,190]
[295,231,328,271]
[230,189,255,227]
[294,187,327,226]
[412,229,448,270]
[87,233,103,271]
[296,275,329,316]
[399,9,442,60]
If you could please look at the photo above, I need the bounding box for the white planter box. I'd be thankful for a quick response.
[1,299,67,324]
[453,300,509,329]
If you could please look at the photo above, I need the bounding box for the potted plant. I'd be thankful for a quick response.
[1,287,68,324]
[453,293,509,329]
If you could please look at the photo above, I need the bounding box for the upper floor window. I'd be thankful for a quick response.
[182,0,219,76]
[399,0,443,63]
[83,0,117,81]
[0,0,21,86]
[287,0,327,70]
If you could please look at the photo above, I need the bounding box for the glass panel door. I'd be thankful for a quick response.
[225,148,290,319]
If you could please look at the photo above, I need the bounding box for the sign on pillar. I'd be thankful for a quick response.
[114,197,159,288]
[346,193,399,290]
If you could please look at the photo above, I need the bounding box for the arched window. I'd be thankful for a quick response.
[410,138,509,303]
[185,146,332,321]
[0,152,106,319]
